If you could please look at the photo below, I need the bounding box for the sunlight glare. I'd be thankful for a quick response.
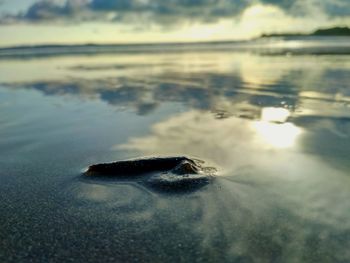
[253,121,301,148]
[261,107,290,123]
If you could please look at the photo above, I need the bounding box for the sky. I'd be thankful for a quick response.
[0,0,349,47]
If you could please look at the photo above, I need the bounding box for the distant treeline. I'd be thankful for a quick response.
[261,26,350,38]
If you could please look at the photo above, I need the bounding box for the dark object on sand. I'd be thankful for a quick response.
[84,156,216,193]
[85,156,201,176]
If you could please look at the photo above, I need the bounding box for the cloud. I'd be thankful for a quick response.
[24,1,70,20]
[0,0,349,27]
[323,0,350,17]
[0,0,250,24]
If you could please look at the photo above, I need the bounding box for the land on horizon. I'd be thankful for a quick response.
[0,26,349,51]
[260,26,350,38]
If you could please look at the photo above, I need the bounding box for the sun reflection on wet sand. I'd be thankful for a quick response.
[116,109,304,175]
[253,121,301,148]
[261,107,290,122]
[253,107,301,148]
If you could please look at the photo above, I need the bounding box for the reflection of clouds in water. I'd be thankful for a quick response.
[292,115,350,171]
[113,110,350,261]
[239,53,291,87]
[2,52,350,117]
[116,109,350,226]
[72,161,350,261]
[201,175,350,262]
[2,51,350,261]
[118,110,302,171]
[73,182,157,223]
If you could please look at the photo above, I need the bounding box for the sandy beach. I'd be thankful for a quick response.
[1,39,350,262]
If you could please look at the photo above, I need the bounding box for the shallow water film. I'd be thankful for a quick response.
[1,40,350,262]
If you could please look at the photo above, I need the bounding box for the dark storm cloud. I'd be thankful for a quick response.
[1,0,349,24]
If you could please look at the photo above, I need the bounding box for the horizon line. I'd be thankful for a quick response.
[2,25,350,50]
[0,38,253,50]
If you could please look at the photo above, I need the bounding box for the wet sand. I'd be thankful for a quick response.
[1,40,350,262]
